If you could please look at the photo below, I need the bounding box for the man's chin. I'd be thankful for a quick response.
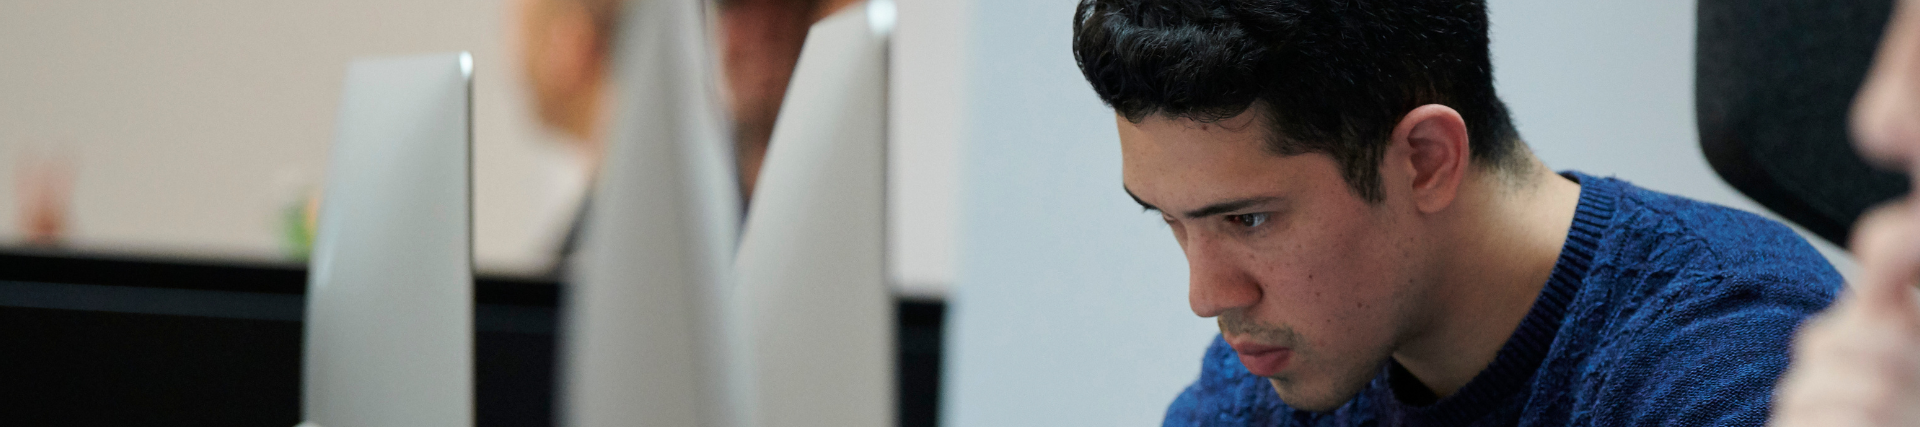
[1267,377,1361,413]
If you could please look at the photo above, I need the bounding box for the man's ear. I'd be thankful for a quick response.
[1391,104,1471,214]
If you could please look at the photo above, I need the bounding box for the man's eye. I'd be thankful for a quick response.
[1225,213,1269,228]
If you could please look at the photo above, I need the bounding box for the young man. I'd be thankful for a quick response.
[1069,1,1843,425]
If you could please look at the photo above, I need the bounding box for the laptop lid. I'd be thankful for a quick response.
[302,51,474,427]
[734,2,894,426]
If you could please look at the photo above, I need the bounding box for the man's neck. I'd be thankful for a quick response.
[1391,160,1584,401]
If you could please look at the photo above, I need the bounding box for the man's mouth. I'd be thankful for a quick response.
[1226,338,1292,377]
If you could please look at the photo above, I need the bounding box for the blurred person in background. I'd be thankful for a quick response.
[512,0,857,268]
[13,149,73,247]
[1770,0,1920,424]
[1072,0,1842,424]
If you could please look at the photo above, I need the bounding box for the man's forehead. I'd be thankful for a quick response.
[1119,118,1293,199]
[1118,115,1274,173]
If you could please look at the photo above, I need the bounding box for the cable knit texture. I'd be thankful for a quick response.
[1164,171,1843,427]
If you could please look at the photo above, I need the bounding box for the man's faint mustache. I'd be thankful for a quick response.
[1218,308,1301,345]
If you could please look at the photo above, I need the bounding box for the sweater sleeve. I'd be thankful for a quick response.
[1581,272,1835,426]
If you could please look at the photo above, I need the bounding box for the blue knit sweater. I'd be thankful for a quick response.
[1164,172,1843,427]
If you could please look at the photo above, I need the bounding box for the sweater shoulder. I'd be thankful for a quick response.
[1592,178,1841,303]
[1541,176,1843,425]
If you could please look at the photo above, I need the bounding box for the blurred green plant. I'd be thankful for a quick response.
[280,192,317,261]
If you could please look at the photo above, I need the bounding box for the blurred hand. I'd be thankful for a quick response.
[1772,200,1920,427]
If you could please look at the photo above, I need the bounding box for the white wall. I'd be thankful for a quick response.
[941,1,1855,426]
[0,0,580,275]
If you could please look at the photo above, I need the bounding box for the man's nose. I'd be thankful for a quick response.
[1186,235,1260,318]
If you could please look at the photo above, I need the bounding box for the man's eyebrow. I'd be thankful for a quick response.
[1181,197,1280,219]
[1123,186,1159,212]
[1124,186,1280,219]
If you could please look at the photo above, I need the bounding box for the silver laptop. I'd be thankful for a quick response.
[560,0,751,424]
[301,52,474,427]
[733,1,895,426]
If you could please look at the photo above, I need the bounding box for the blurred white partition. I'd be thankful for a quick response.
[560,0,752,425]
[887,0,972,298]
[733,2,893,427]
[301,52,474,427]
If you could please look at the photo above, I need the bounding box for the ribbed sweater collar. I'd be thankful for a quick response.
[1374,171,1617,425]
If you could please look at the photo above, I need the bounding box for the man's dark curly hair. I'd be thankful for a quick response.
[1072,0,1527,202]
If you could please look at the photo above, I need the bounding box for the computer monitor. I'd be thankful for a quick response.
[732,1,894,426]
[301,52,474,427]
